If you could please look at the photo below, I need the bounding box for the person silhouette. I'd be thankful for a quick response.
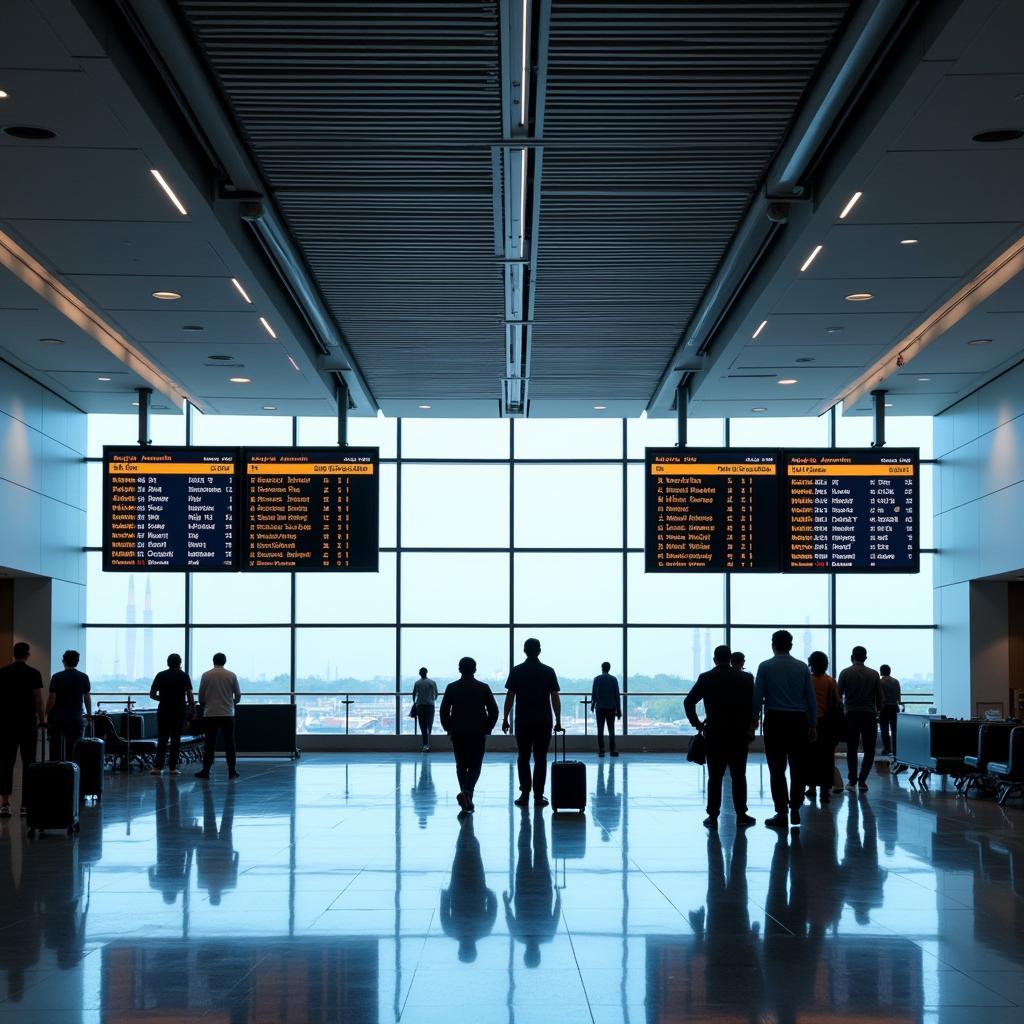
[504,810,560,967]
[0,828,42,1000]
[196,785,238,906]
[149,778,201,904]
[410,758,437,828]
[439,816,497,962]
[39,832,89,970]
[591,760,622,840]
[842,796,887,924]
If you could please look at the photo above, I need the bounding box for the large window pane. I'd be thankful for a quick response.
[836,411,933,459]
[626,415,724,458]
[836,555,934,625]
[514,418,622,459]
[84,627,186,707]
[512,627,621,735]
[190,626,290,696]
[402,552,508,623]
[190,411,292,446]
[86,554,184,623]
[297,413,398,457]
[401,464,509,547]
[834,628,935,705]
[730,625,831,669]
[626,463,644,548]
[626,554,724,624]
[514,465,621,547]
[729,573,829,625]
[191,573,290,624]
[729,414,830,448]
[87,412,185,457]
[296,554,397,623]
[514,553,622,623]
[402,418,509,459]
[86,462,102,546]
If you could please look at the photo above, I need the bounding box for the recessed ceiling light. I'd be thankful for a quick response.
[40,337,64,345]
[287,355,300,371]
[752,319,768,339]
[845,292,874,302]
[751,406,768,412]
[2,124,56,140]
[778,378,798,385]
[800,244,823,272]
[131,401,139,407]
[228,376,251,384]
[825,326,844,334]
[0,91,8,100]
[149,169,188,216]
[884,403,894,408]
[839,191,863,219]
[182,324,204,332]
[230,277,252,304]
[208,354,233,361]
[259,316,277,339]
[972,129,1023,143]
[262,405,277,411]
[917,377,931,382]
[96,376,111,382]
[899,238,919,246]
[967,337,992,346]
[152,290,181,301]
[418,404,432,410]
[593,404,607,410]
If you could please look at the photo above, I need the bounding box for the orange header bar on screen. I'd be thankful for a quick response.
[108,462,234,475]
[246,462,374,475]
[787,464,914,477]
[651,463,776,476]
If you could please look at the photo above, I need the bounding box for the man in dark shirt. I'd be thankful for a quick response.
[685,645,757,829]
[0,642,46,817]
[46,650,91,761]
[730,651,755,686]
[149,653,195,776]
[440,656,499,813]
[502,638,563,808]
[838,645,884,791]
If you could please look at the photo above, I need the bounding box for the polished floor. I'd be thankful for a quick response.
[1,752,1023,1023]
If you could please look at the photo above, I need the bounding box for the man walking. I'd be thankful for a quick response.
[878,663,903,756]
[591,661,621,757]
[412,667,438,752]
[0,643,46,818]
[440,656,499,814]
[685,645,756,829]
[195,653,241,780]
[838,646,884,791]
[753,630,818,829]
[502,638,562,808]
[46,650,91,761]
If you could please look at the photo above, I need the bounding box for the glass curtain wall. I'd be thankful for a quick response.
[84,409,936,735]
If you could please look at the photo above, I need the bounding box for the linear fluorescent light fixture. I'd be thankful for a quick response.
[800,245,823,272]
[149,169,187,216]
[839,191,863,219]
[752,319,768,339]
[520,0,529,126]
[259,316,277,339]
[287,355,300,372]
[230,278,252,304]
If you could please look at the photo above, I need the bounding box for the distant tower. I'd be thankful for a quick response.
[126,576,137,682]
[143,577,154,680]
[691,628,701,680]
[704,628,712,670]
[803,617,813,660]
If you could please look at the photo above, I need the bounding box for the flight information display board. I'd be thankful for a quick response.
[783,448,919,572]
[645,448,780,572]
[103,447,237,570]
[242,447,379,571]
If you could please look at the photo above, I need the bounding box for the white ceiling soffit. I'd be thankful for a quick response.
[0,0,352,416]
[685,0,1024,420]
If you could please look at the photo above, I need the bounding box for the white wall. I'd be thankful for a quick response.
[0,359,86,672]
[934,359,1024,716]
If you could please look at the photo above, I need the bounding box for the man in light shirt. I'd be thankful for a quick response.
[195,653,241,780]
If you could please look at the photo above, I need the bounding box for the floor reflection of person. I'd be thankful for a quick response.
[196,785,238,905]
[504,810,560,967]
[41,837,88,971]
[149,779,200,904]
[842,796,887,924]
[591,760,622,839]
[439,816,497,962]
[0,834,42,1000]
[410,758,437,829]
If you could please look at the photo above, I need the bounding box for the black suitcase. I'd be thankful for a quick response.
[550,730,586,813]
[72,735,104,801]
[25,728,80,837]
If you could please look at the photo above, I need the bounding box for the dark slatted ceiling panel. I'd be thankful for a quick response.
[530,0,852,401]
[177,2,504,400]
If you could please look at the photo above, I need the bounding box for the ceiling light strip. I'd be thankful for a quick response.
[839,191,862,219]
[259,316,277,339]
[149,169,188,216]
[831,231,1024,414]
[0,228,191,410]
[752,320,768,339]
[800,245,823,272]
[520,0,529,126]
[230,277,252,303]
[287,355,301,372]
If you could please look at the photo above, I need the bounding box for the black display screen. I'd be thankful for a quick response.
[242,447,379,571]
[645,448,781,572]
[783,448,919,572]
[103,447,237,571]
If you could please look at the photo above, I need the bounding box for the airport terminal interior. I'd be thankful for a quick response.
[2,0,1024,1021]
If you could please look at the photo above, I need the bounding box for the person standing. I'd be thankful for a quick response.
[806,651,840,803]
[878,664,903,756]
[195,653,241,781]
[838,646,883,792]
[684,645,756,829]
[149,653,195,776]
[412,667,439,752]
[752,630,818,829]
[730,651,754,686]
[502,638,563,808]
[591,661,621,757]
[0,643,46,818]
[440,658,499,814]
[46,650,91,761]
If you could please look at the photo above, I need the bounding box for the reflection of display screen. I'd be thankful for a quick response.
[103,447,237,571]
[783,449,919,572]
[243,447,379,571]
[645,448,780,572]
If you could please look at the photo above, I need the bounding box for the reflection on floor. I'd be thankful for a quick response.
[1,753,1023,1022]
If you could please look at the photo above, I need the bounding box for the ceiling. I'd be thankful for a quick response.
[0,0,1022,421]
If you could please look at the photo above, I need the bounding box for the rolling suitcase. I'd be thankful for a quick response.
[550,730,586,814]
[25,726,80,837]
[72,721,104,801]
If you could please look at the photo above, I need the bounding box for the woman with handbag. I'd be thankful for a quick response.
[806,651,841,804]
